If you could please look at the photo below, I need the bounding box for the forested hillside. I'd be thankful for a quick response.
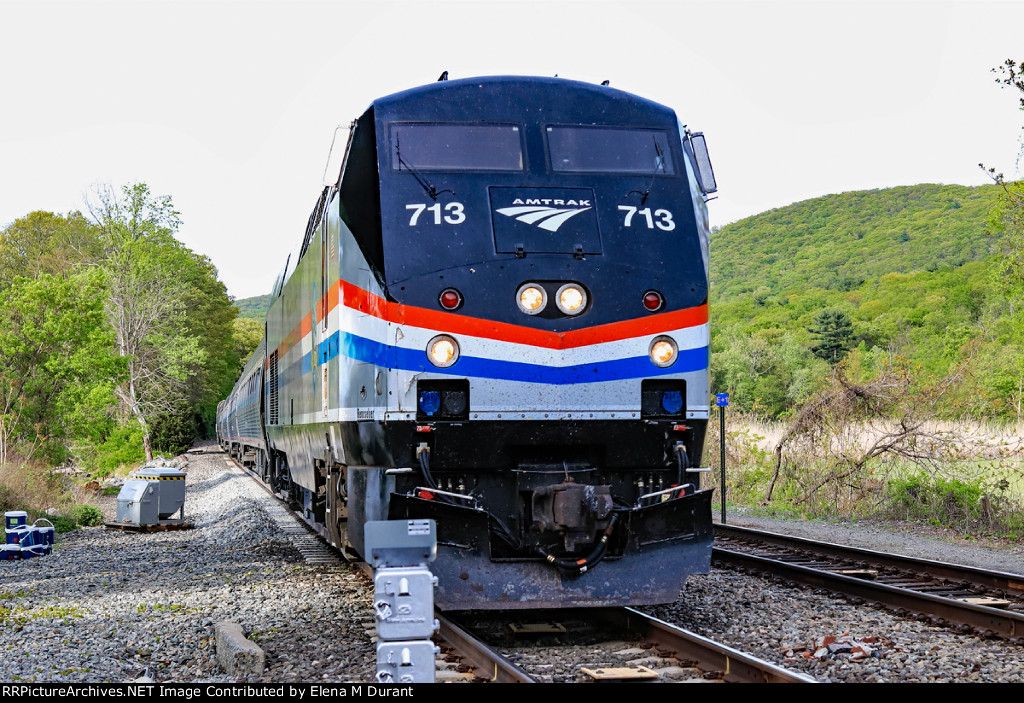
[711,184,1001,300]
[235,294,272,321]
[710,183,1018,419]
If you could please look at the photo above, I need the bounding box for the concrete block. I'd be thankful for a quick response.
[214,621,265,676]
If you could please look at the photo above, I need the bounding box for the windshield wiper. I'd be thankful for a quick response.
[396,136,453,201]
[626,138,666,205]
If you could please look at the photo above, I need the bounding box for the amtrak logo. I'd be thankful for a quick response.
[496,200,592,232]
[490,186,602,255]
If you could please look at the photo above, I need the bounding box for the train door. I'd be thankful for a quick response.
[317,198,331,423]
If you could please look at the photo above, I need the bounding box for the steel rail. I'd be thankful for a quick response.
[436,612,537,683]
[595,608,818,683]
[222,451,821,678]
[713,545,1024,641]
[716,523,1024,596]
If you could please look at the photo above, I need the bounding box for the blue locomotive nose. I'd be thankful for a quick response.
[218,75,718,612]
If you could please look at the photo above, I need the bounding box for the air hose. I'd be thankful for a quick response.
[674,442,690,490]
[416,443,438,491]
[536,513,620,574]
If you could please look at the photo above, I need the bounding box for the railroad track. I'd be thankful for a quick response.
[436,607,816,683]
[714,523,1024,642]
[220,449,821,682]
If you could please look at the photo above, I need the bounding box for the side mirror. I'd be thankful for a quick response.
[322,122,356,187]
[689,132,717,194]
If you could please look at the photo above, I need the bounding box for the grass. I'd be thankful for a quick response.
[729,418,1024,460]
[0,460,67,515]
[0,451,123,533]
[706,415,1024,538]
[0,604,83,627]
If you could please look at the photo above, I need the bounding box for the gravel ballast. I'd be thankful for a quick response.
[644,508,1024,683]
[2,449,1022,683]
[0,447,376,683]
[645,566,1024,683]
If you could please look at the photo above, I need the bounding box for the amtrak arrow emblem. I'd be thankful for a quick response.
[495,205,592,232]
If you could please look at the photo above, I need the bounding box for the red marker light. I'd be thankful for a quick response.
[643,291,664,311]
[439,289,462,310]
[418,490,435,500]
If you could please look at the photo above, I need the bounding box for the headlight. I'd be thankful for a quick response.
[649,336,678,367]
[517,283,547,315]
[556,284,587,315]
[427,335,459,367]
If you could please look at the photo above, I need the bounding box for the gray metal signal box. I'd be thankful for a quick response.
[114,466,186,526]
[375,641,440,684]
[373,567,438,640]
[116,480,159,525]
[365,520,439,684]
[133,467,186,519]
[365,519,437,568]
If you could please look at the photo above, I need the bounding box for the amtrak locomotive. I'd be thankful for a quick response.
[217,75,718,609]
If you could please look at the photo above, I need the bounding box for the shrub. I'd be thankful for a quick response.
[150,403,196,457]
[0,458,66,514]
[78,425,145,476]
[68,504,104,527]
[0,484,13,513]
[48,514,78,533]
[886,473,984,527]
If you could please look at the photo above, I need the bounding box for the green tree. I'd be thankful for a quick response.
[232,317,265,373]
[166,252,239,443]
[0,210,101,289]
[0,189,241,465]
[712,327,826,417]
[985,59,1024,284]
[88,183,204,460]
[0,272,122,464]
[980,59,1024,414]
[808,309,854,364]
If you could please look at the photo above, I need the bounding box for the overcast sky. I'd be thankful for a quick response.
[2,0,1023,300]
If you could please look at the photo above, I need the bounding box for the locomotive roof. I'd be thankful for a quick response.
[369,75,679,126]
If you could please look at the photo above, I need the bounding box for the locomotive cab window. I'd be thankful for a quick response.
[389,123,524,172]
[547,126,675,175]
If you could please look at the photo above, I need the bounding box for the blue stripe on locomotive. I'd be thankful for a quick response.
[278,331,709,386]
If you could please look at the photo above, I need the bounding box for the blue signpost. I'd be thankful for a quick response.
[715,393,729,524]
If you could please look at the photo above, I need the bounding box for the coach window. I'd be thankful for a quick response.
[389,124,524,172]
[547,126,675,175]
